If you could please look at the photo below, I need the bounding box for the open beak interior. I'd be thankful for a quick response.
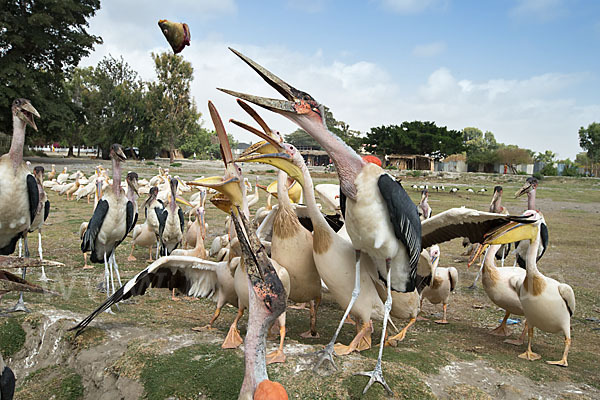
[235,153,305,188]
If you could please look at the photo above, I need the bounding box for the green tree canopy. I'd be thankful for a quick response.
[364,121,463,160]
[463,127,499,165]
[284,129,322,150]
[579,122,600,163]
[146,52,201,162]
[534,150,556,164]
[496,144,533,172]
[0,0,101,141]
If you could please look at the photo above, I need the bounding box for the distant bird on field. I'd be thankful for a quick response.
[466,188,474,194]
[479,188,487,194]
[450,187,459,194]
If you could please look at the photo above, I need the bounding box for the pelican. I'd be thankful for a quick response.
[184,191,207,249]
[81,144,136,307]
[246,176,260,208]
[0,99,40,312]
[417,189,432,221]
[80,177,105,269]
[483,210,575,366]
[0,354,15,400]
[47,164,56,180]
[220,49,423,393]
[28,166,51,281]
[420,245,457,324]
[56,167,68,184]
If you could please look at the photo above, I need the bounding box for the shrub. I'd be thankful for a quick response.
[146,161,155,166]
[170,162,182,167]
[532,172,544,180]
[409,170,422,177]
[540,164,557,176]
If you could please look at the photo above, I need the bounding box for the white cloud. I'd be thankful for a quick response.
[380,0,447,14]
[509,0,566,21]
[412,41,446,57]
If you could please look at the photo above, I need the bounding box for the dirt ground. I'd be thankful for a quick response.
[1,156,599,399]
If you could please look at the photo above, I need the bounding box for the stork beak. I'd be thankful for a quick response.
[115,146,127,161]
[19,101,40,131]
[514,181,534,198]
[218,48,320,118]
[130,180,139,196]
[234,152,305,188]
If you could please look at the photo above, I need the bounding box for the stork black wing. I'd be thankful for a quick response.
[81,199,109,254]
[156,207,167,238]
[0,365,15,400]
[43,200,50,222]
[378,174,422,287]
[26,174,39,225]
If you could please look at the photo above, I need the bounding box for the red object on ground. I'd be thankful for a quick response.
[362,155,382,167]
[254,380,289,400]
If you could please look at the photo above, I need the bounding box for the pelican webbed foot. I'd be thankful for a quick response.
[222,324,243,349]
[518,349,541,361]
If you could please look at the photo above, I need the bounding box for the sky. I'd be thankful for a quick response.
[80,0,600,160]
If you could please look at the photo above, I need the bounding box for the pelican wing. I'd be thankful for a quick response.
[70,255,221,336]
[421,208,533,249]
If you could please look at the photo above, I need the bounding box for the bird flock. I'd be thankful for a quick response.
[0,51,577,400]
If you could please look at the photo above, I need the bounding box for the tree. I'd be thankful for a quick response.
[146,52,200,163]
[364,121,463,159]
[80,56,149,159]
[284,129,322,149]
[463,127,499,165]
[534,150,556,164]
[579,122,600,163]
[0,0,101,141]
[496,144,533,173]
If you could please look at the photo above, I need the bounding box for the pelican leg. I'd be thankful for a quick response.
[300,298,321,339]
[127,242,137,262]
[518,326,541,361]
[147,247,153,262]
[222,307,245,349]
[266,313,287,364]
[354,264,393,396]
[491,311,512,336]
[546,337,571,367]
[386,317,416,346]
[435,304,449,324]
[308,250,362,371]
[505,320,528,346]
[193,306,222,331]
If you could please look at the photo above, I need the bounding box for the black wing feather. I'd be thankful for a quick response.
[156,207,167,238]
[26,174,39,225]
[1,365,16,400]
[178,207,185,235]
[81,199,109,254]
[378,174,422,290]
[43,200,50,222]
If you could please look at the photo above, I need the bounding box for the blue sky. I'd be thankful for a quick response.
[81,0,600,159]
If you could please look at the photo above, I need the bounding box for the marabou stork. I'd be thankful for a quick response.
[0,99,40,312]
[480,210,575,367]
[81,144,136,308]
[417,189,432,221]
[219,49,422,393]
[513,177,547,268]
[156,177,191,256]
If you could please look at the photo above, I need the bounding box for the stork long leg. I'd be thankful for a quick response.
[38,232,51,282]
[111,253,122,288]
[104,252,114,314]
[355,263,393,396]
[309,250,362,371]
[5,238,30,313]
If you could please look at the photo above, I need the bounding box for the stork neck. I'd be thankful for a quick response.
[300,122,364,199]
[112,158,122,197]
[490,193,501,213]
[527,190,536,211]
[127,185,136,204]
[10,114,26,169]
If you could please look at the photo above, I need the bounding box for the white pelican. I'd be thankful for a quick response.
[56,167,68,184]
[420,245,457,324]
[484,210,575,366]
[417,189,432,221]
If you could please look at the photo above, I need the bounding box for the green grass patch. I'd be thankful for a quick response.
[140,343,244,400]
[18,366,84,400]
[170,162,182,167]
[0,317,26,357]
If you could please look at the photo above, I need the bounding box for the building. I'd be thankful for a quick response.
[435,154,467,173]
[386,154,434,171]
[299,148,330,166]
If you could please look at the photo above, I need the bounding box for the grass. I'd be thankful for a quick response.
[0,316,26,357]
[17,366,84,400]
[5,158,600,398]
